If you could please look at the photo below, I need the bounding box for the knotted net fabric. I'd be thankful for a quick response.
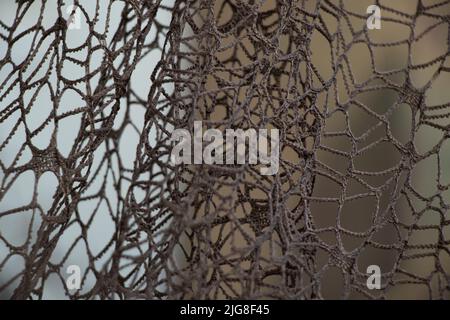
[1,0,450,299]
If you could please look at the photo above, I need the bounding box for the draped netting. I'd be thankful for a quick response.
[1,0,450,299]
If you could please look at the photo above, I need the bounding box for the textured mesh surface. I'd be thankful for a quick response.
[1,0,450,299]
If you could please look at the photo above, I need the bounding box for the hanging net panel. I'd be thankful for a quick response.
[0,0,450,299]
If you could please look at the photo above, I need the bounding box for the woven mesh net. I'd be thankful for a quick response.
[1,0,450,299]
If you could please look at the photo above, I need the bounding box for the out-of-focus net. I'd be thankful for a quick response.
[1,0,450,299]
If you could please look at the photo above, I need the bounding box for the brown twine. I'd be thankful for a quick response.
[1,0,450,299]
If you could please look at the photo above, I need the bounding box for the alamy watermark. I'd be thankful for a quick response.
[366,265,381,289]
[170,121,280,176]
[66,4,81,30]
[66,264,81,290]
[367,5,381,30]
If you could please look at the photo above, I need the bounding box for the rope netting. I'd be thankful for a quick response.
[0,0,450,299]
